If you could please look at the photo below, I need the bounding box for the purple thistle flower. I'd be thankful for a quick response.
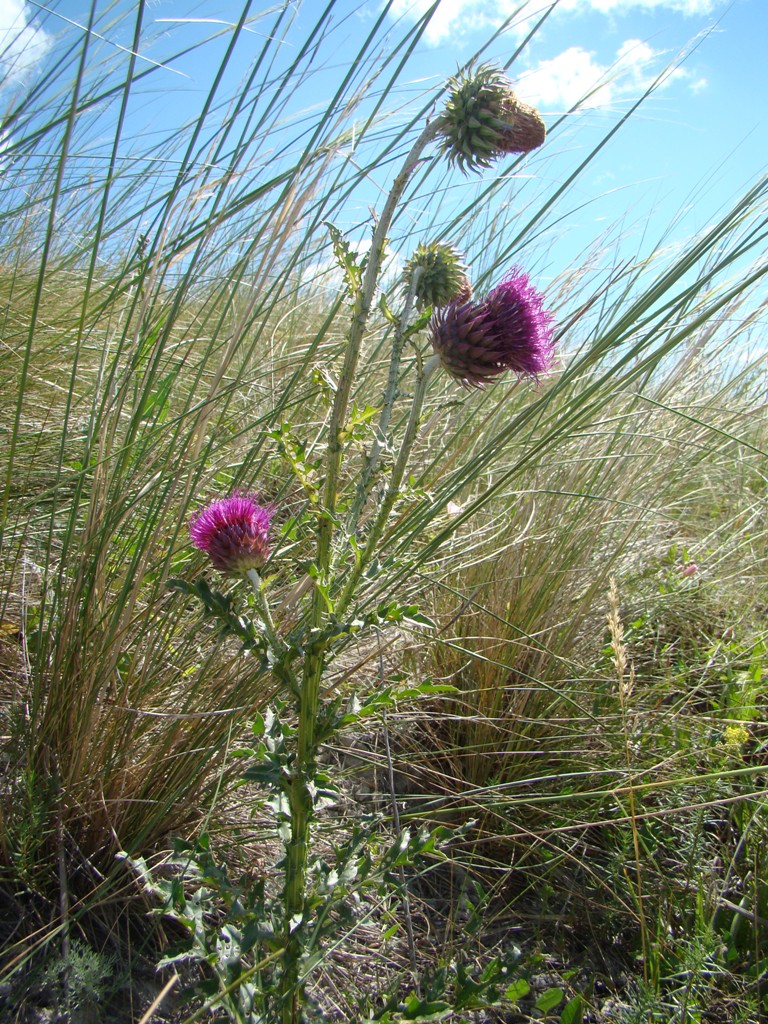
[190,492,272,576]
[429,268,555,388]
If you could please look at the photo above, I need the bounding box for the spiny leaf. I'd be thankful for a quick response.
[326,220,366,296]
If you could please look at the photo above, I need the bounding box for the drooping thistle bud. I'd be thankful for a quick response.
[190,492,272,576]
[439,64,546,173]
[429,268,554,388]
[403,241,472,310]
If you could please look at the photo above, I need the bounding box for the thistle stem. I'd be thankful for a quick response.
[337,353,441,618]
[319,119,442,561]
[246,569,299,696]
[280,119,443,1024]
[345,267,425,533]
[280,760,313,1023]
[245,569,282,652]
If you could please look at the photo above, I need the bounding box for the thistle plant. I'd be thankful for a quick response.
[172,65,552,1023]
[5,6,768,1021]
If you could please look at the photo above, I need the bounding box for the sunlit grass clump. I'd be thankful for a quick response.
[1,3,767,1022]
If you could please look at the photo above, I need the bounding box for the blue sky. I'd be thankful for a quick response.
[380,0,767,277]
[1,0,766,285]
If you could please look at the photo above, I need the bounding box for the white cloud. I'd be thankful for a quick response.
[0,0,54,85]
[561,0,717,11]
[388,0,541,47]
[515,38,695,111]
[388,0,722,47]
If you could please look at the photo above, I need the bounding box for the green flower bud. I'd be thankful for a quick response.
[403,242,472,310]
[439,64,546,174]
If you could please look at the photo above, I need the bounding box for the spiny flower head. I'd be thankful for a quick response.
[439,64,546,173]
[403,241,472,310]
[429,268,555,388]
[190,492,272,576]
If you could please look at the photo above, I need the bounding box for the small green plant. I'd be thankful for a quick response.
[37,940,117,1020]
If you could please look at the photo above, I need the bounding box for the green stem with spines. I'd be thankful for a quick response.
[345,266,425,533]
[336,353,441,620]
[278,118,444,1024]
[246,569,299,697]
